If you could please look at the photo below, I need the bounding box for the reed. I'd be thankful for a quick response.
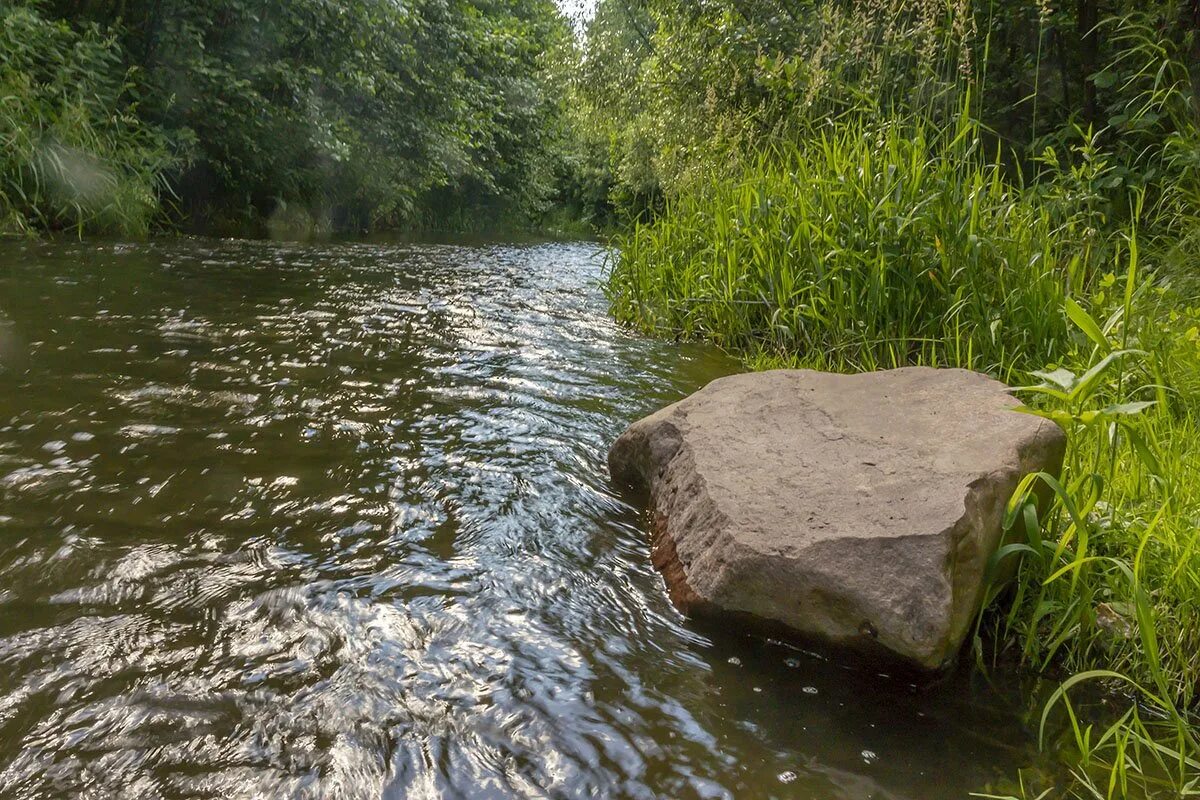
[609,113,1083,378]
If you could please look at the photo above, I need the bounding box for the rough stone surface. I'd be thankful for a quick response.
[608,367,1066,671]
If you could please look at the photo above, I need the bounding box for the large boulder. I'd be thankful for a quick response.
[609,367,1065,671]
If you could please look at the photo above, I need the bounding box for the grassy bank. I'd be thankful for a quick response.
[605,94,1200,800]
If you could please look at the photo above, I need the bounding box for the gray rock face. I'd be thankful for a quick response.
[609,367,1065,671]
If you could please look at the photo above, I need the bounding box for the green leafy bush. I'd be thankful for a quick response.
[0,2,173,235]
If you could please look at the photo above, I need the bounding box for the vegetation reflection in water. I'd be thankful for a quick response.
[2,239,1052,798]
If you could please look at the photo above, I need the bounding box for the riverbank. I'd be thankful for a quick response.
[605,117,1200,796]
[585,1,1200,792]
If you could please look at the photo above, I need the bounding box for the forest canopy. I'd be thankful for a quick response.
[4,0,1199,236]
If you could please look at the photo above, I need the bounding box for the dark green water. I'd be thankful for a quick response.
[0,238,1047,799]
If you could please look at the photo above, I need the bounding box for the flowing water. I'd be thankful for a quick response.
[0,238,1049,799]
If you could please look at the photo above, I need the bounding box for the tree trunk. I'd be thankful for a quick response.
[1188,0,1200,119]
[1077,0,1099,127]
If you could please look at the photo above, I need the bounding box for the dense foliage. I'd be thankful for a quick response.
[576,0,1200,216]
[0,4,173,235]
[1,0,575,234]
[587,0,1200,796]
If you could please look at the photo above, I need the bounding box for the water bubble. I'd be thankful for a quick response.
[71,432,94,442]
[778,771,797,784]
[727,657,742,666]
[802,686,818,695]
[43,440,67,453]
[861,749,878,764]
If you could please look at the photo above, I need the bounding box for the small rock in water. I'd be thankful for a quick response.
[1095,602,1134,638]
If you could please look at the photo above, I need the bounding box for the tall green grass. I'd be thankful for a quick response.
[0,4,173,236]
[972,241,1200,797]
[610,115,1081,377]
[607,66,1200,800]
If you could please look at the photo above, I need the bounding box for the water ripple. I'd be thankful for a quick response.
[0,238,1042,799]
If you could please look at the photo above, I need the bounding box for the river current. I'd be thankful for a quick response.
[0,239,1043,799]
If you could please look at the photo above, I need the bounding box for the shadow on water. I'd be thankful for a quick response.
[0,237,1058,798]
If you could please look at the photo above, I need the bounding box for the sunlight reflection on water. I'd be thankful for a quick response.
[0,238,1044,798]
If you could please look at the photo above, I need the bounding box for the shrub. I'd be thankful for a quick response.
[0,3,173,236]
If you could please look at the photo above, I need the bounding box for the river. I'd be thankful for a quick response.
[0,238,1047,798]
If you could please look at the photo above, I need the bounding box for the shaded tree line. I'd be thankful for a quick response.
[572,0,1200,223]
[2,0,577,234]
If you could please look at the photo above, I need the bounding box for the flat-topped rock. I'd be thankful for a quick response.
[609,367,1065,671]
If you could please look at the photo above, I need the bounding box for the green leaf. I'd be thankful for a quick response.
[1125,427,1163,477]
[1070,349,1146,404]
[1023,501,1043,553]
[1099,400,1156,416]
[1038,670,1155,749]
[1014,405,1076,426]
[1029,367,1077,392]
[1065,297,1111,354]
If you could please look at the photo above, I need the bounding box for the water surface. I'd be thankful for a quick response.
[0,239,1044,798]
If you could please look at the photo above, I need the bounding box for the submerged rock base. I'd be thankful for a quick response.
[609,367,1066,671]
